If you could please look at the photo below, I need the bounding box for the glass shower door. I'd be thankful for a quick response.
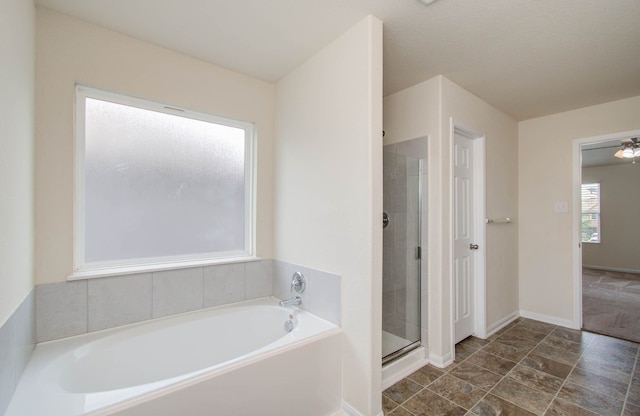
[382,138,423,362]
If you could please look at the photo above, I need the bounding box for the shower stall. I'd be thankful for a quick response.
[382,137,426,363]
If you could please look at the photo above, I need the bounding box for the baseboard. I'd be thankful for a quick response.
[382,346,428,390]
[519,310,577,329]
[340,401,383,416]
[428,351,453,368]
[583,265,640,274]
[486,311,520,338]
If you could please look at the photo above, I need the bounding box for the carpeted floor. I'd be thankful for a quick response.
[582,267,640,343]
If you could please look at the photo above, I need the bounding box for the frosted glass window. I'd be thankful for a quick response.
[75,86,253,271]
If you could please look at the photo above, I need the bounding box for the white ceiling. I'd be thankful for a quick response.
[34,0,640,120]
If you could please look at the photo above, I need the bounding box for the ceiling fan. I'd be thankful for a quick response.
[614,137,640,160]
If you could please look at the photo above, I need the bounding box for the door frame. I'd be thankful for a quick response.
[449,118,487,350]
[571,128,640,329]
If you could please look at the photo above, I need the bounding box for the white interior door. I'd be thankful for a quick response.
[453,132,476,344]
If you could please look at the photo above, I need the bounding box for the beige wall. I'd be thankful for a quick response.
[384,77,444,359]
[35,8,276,284]
[519,96,640,323]
[383,76,519,361]
[274,16,383,415]
[0,0,35,326]
[582,163,640,272]
[441,77,519,333]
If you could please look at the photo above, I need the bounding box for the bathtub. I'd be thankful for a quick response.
[7,297,342,416]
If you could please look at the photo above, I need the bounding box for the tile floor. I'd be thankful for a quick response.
[383,318,640,416]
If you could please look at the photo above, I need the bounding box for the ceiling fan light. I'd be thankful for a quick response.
[634,147,640,158]
[622,146,635,158]
[614,149,624,158]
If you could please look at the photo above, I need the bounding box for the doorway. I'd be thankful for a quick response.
[452,122,486,345]
[574,129,640,342]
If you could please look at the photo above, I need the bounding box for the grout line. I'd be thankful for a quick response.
[481,324,559,415]
[474,322,601,415]
[384,371,438,412]
[448,324,524,411]
[622,347,640,415]
[389,323,639,416]
[539,329,633,416]
[395,341,485,413]
[447,324,531,413]
[85,278,89,334]
[538,328,581,415]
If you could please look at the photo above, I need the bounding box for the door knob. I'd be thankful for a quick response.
[470,244,479,250]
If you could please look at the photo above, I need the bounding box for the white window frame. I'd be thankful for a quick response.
[71,85,256,280]
[581,182,601,244]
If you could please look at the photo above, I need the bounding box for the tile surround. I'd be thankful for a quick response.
[88,273,152,331]
[36,280,87,341]
[35,259,340,343]
[273,261,312,308]
[203,263,246,307]
[305,267,341,326]
[245,259,273,299]
[0,322,13,416]
[13,293,35,385]
[153,267,204,318]
[272,260,341,326]
[0,291,35,416]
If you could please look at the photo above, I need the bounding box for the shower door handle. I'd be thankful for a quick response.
[383,212,390,228]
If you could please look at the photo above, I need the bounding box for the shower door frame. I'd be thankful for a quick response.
[382,143,424,364]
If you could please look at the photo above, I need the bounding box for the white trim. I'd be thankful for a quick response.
[428,351,453,368]
[448,119,455,360]
[472,134,487,339]
[381,346,428,390]
[341,401,381,416]
[68,256,261,281]
[485,311,519,338]
[582,265,640,274]
[572,128,640,329]
[519,310,577,329]
[73,87,87,273]
[450,119,487,349]
[73,84,256,275]
[572,138,583,330]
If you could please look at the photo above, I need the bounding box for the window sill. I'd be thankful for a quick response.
[67,256,262,281]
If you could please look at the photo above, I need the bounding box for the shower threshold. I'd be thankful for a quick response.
[382,330,421,365]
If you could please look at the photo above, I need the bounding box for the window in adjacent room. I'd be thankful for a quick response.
[74,85,254,277]
[581,182,600,243]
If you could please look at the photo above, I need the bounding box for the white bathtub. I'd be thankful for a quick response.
[7,297,342,416]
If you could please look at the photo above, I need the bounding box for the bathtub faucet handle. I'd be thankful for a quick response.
[290,272,306,294]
